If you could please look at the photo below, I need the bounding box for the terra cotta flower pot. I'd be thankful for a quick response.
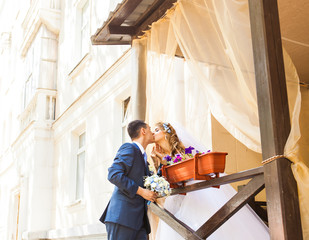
[162,152,228,186]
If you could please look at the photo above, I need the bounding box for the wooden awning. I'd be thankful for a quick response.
[91,0,177,45]
[91,0,308,84]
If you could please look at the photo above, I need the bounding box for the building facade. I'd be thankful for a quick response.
[0,0,132,239]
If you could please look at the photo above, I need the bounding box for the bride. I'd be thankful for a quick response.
[150,122,270,240]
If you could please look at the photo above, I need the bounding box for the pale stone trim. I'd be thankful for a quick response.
[22,223,107,240]
[68,53,91,83]
[20,8,61,56]
[52,48,131,131]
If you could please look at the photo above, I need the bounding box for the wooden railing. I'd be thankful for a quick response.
[149,167,265,240]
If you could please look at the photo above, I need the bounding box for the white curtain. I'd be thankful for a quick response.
[140,0,309,237]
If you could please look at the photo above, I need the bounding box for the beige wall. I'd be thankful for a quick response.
[212,115,266,201]
[299,87,309,168]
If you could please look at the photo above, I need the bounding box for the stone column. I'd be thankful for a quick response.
[174,57,185,125]
[131,38,147,121]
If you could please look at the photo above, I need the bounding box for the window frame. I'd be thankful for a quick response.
[75,131,86,201]
[121,96,131,143]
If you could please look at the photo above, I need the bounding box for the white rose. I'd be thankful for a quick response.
[164,189,170,195]
[151,183,157,188]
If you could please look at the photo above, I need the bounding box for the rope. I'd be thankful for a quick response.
[261,155,286,165]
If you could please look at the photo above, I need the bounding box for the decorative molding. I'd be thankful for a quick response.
[19,89,57,120]
[73,0,88,9]
[68,53,92,83]
[64,198,86,212]
[18,89,57,132]
[20,8,61,57]
[0,32,11,53]
[22,223,107,240]
[52,48,131,133]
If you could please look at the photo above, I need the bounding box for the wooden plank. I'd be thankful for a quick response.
[92,0,142,43]
[248,0,303,239]
[195,175,265,239]
[110,0,143,26]
[171,167,263,195]
[134,0,177,38]
[148,202,203,240]
[238,185,268,225]
[91,41,131,45]
[134,0,166,26]
[247,200,268,225]
[92,0,177,44]
[109,26,136,35]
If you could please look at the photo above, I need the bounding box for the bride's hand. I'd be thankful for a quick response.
[151,146,160,169]
[152,144,164,158]
[151,144,167,168]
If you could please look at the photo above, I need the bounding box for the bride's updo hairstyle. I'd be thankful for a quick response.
[156,122,185,156]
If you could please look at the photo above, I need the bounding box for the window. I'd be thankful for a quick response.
[23,46,36,108]
[24,74,35,108]
[68,0,91,75]
[76,132,86,200]
[81,1,90,57]
[122,97,131,143]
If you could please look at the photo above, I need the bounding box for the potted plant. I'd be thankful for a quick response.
[161,150,227,188]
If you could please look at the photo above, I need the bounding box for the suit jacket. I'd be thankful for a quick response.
[100,142,151,234]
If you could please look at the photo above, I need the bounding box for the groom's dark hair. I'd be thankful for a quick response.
[127,120,147,140]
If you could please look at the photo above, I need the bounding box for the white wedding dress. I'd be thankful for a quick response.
[155,123,270,240]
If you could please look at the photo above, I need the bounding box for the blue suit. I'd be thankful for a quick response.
[100,143,151,239]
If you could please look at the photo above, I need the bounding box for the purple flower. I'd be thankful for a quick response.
[173,154,183,163]
[163,155,172,162]
[196,149,210,154]
[185,146,195,154]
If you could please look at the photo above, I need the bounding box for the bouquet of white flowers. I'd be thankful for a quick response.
[144,174,171,197]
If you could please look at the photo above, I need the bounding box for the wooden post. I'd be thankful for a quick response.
[248,0,303,239]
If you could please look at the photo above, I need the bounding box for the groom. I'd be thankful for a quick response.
[100,120,157,240]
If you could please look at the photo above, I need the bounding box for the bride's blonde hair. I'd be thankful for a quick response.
[156,122,185,156]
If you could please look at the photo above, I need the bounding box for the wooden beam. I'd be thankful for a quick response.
[110,0,143,26]
[91,0,142,44]
[195,175,265,239]
[247,200,268,225]
[248,0,303,239]
[91,40,131,45]
[149,202,203,240]
[109,25,136,35]
[134,0,166,26]
[134,0,177,38]
[264,158,303,239]
[171,167,263,195]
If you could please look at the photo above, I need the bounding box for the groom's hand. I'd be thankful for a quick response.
[137,187,157,202]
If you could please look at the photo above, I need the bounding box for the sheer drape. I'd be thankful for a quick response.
[140,0,308,237]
